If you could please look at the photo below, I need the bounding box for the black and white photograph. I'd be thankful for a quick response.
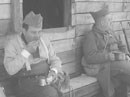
[0,0,130,97]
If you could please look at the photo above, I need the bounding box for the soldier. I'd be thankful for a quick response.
[82,4,130,97]
[4,11,63,97]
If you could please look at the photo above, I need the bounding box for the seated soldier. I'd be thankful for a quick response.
[4,11,63,97]
[82,4,130,97]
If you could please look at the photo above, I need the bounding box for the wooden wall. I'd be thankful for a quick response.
[72,0,130,50]
[0,0,23,49]
[43,27,81,78]
[1,0,130,79]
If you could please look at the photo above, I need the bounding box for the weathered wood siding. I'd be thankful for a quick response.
[0,0,23,49]
[0,0,22,36]
[0,0,130,79]
[72,0,130,61]
[43,27,81,78]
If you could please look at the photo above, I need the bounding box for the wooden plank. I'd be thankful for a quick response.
[73,14,95,25]
[52,39,75,53]
[126,12,130,20]
[0,49,4,65]
[11,0,22,33]
[57,49,76,64]
[75,2,103,13]
[63,75,99,97]
[125,0,130,3]
[72,14,76,25]
[0,36,7,49]
[0,19,11,36]
[72,3,76,14]
[42,28,75,41]
[81,89,100,97]
[125,30,130,38]
[43,27,68,33]
[74,0,123,2]
[108,2,123,12]
[74,12,127,25]
[62,62,77,75]
[110,12,127,22]
[124,2,130,11]
[76,36,85,48]
[0,4,10,19]
[20,3,23,20]
[75,47,83,63]
[121,21,130,30]
[76,24,93,36]
[62,61,81,78]
[112,22,122,31]
[64,0,71,26]
[0,0,22,3]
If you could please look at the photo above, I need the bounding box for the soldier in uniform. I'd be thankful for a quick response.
[82,4,130,97]
[4,11,62,97]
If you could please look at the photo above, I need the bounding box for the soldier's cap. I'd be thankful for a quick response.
[90,4,109,22]
[23,11,43,28]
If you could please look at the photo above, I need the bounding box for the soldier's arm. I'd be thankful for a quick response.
[4,40,26,75]
[83,32,111,64]
[47,41,62,74]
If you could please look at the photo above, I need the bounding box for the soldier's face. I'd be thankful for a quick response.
[25,26,42,43]
[95,16,112,34]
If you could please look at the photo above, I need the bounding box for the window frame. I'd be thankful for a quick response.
[11,0,72,33]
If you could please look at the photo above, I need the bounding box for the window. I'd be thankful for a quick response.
[23,0,71,29]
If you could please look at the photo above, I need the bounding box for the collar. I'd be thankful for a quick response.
[92,25,104,39]
[92,25,112,39]
[21,33,28,45]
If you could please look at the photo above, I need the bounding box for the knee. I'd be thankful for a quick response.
[39,85,59,97]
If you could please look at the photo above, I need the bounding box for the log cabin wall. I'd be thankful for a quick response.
[0,0,130,78]
[71,0,130,68]
[0,0,23,49]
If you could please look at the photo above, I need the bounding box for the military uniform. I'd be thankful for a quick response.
[82,4,130,97]
[4,12,62,97]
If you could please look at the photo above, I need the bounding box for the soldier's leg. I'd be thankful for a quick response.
[114,79,127,97]
[34,85,59,97]
[97,63,115,97]
[111,61,130,97]
[17,78,59,97]
[111,61,130,75]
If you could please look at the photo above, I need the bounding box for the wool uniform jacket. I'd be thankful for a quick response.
[4,33,62,76]
[83,26,129,65]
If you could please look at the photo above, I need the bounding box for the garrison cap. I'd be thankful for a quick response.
[90,4,109,22]
[23,11,43,28]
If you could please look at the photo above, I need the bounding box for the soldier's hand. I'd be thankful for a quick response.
[126,55,130,61]
[47,70,57,84]
[108,52,115,61]
[117,53,126,61]
[25,41,39,53]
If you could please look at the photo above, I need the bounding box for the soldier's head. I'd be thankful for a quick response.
[90,4,112,34]
[22,11,43,43]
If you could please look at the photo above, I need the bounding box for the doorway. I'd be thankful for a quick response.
[23,0,64,29]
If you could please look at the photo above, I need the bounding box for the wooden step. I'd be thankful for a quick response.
[62,74,100,97]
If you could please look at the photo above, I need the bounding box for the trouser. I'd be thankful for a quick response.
[97,61,130,97]
[16,76,60,97]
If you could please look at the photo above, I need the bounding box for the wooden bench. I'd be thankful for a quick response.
[0,27,100,97]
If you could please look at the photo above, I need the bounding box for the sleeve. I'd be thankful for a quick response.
[83,32,110,64]
[4,40,26,75]
[47,41,62,73]
[118,40,129,54]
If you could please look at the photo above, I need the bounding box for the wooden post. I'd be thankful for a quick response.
[64,0,72,27]
[11,0,22,33]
